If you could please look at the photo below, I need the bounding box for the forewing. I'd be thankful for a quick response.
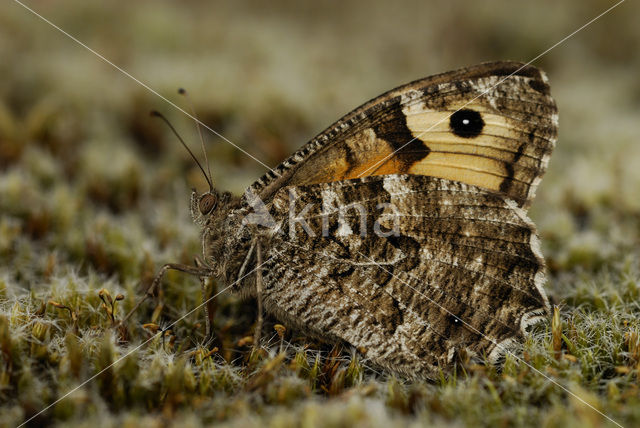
[249,61,557,209]
[260,175,549,379]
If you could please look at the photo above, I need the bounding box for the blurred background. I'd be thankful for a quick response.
[0,0,639,320]
[1,0,640,425]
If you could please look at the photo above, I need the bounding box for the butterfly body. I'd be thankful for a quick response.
[190,61,557,379]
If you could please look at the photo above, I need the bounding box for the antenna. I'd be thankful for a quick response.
[179,88,213,190]
[150,110,214,192]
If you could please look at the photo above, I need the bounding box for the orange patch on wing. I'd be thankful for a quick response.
[340,155,407,180]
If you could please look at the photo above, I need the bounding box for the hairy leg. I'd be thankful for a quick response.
[194,257,216,340]
[253,241,264,348]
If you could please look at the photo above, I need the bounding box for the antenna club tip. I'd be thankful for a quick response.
[150,110,161,117]
[178,88,186,95]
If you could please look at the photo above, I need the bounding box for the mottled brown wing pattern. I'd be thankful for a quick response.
[248,61,557,209]
[257,175,548,379]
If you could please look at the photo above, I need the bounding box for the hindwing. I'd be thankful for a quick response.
[254,175,548,378]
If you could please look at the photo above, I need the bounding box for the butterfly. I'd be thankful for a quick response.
[149,61,558,379]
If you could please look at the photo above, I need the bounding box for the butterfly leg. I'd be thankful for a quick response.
[194,256,216,341]
[231,236,264,350]
[121,262,213,326]
[253,240,264,349]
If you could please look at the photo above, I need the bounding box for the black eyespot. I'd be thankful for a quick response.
[448,314,460,325]
[199,193,217,215]
[450,109,484,138]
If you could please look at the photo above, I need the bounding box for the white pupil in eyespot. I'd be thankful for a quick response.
[462,119,470,125]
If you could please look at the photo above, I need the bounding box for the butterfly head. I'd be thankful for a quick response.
[190,187,236,225]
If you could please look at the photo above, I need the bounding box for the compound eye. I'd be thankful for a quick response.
[199,193,217,215]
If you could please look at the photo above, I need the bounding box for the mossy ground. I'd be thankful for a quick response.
[1,1,640,427]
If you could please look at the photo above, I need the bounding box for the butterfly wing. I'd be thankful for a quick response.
[259,175,548,379]
[249,61,557,209]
